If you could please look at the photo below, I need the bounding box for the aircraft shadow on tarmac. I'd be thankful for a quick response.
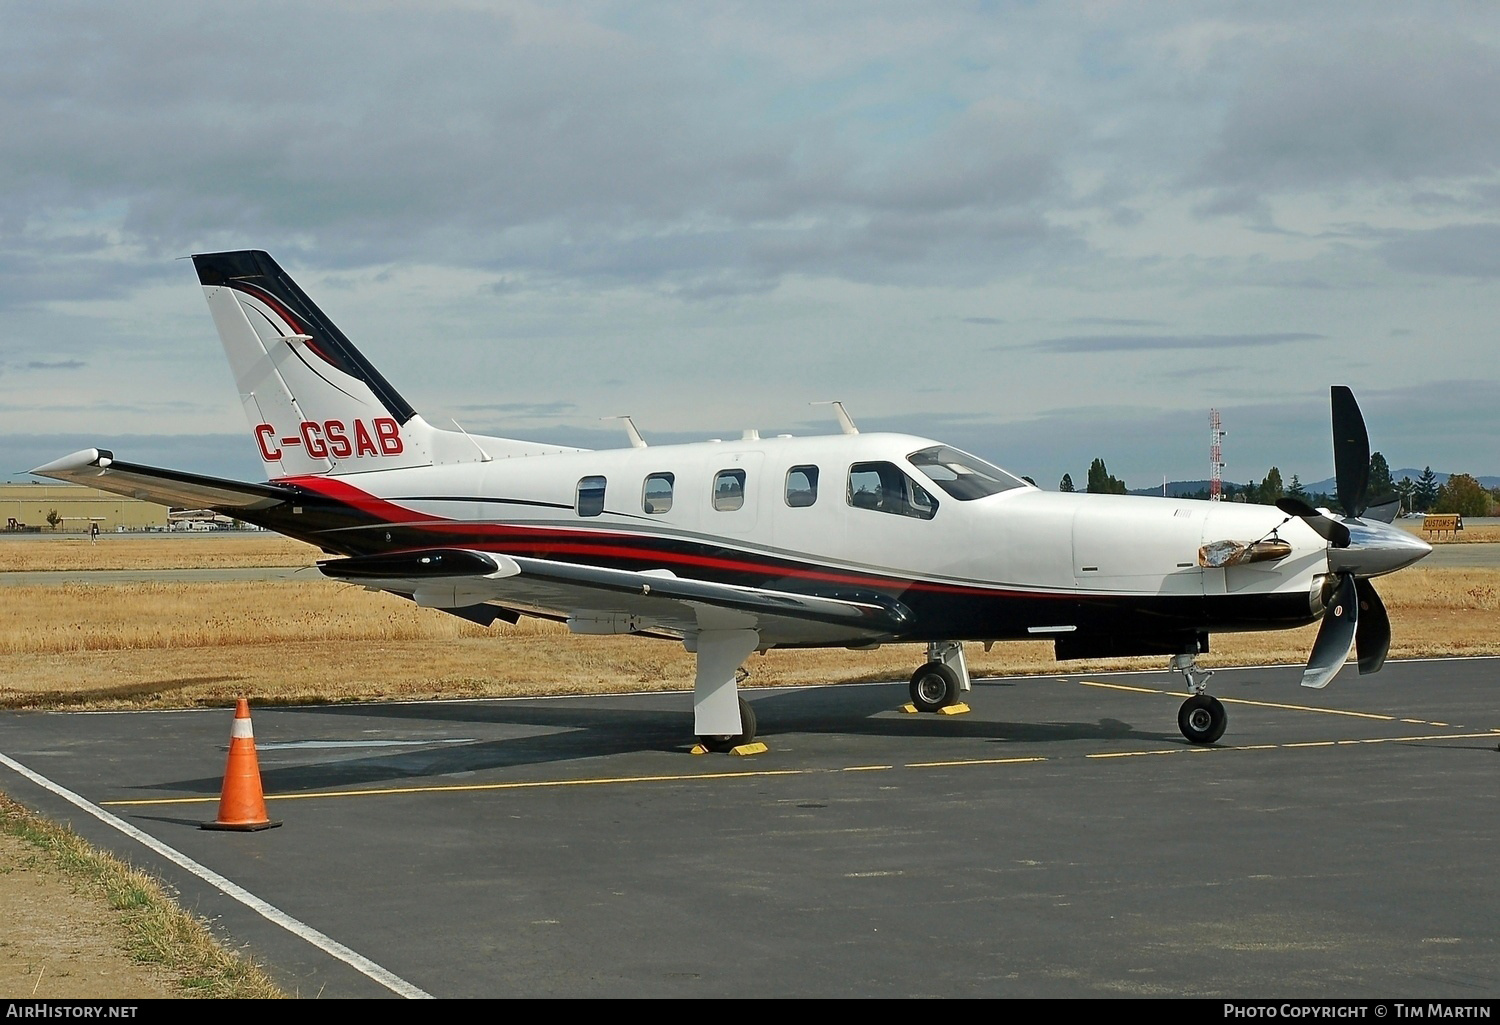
[133,679,1186,797]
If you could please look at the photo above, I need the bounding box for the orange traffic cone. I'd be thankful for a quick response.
[202,698,281,831]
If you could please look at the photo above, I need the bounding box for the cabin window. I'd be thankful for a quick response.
[576,475,606,517]
[785,465,819,507]
[907,446,1027,500]
[642,473,675,514]
[713,469,747,511]
[847,461,938,520]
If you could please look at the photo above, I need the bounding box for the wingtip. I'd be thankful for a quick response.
[30,448,111,477]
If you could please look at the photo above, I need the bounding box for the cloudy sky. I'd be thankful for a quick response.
[3,2,1497,491]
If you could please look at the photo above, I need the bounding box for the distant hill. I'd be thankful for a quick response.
[1127,470,1499,499]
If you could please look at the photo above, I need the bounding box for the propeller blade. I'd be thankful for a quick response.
[1275,497,1351,547]
[1331,386,1369,518]
[1301,573,1358,689]
[1355,578,1391,675]
[1361,493,1401,524]
[1276,496,1317,518]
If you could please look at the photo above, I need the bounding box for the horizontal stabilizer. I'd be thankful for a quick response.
[30,449,293,511]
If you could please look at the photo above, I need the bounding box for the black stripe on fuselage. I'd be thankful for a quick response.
[225,489,1320,644]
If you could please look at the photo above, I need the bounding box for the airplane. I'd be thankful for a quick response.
[32,250,1433,752]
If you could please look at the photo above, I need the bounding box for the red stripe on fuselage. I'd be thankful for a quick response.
[278,475,1066,600]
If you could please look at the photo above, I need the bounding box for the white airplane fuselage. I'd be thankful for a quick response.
[247,430,1337,654]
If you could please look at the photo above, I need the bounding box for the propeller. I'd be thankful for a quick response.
[1330,385,1369,518]
[1275,387,1426,689]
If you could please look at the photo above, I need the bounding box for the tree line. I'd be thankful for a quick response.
[1060,454,1498,517]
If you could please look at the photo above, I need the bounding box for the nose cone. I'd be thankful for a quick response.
[1328,519,1433,577]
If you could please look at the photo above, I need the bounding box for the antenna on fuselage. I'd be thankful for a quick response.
[811,400,859,435]
[450,420,493,462]
[602,415,648,448]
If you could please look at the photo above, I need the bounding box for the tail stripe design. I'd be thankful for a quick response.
[193,251,416,424]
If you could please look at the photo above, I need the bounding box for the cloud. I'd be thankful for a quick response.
[0,6,1497,489]
[0,5,1086,298]
[22,359,85,370]
[1069,317,1165,327]
[1192,27,1500,204]
[452,400,578,419]
[1024,333,1322,353]
[1377,223,1500,278]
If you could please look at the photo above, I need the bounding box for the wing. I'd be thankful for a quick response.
[318,548,913,647]
[31,449,292,511]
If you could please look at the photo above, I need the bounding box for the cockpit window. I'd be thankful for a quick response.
[907,446,1027,501]
[848,461,938,520]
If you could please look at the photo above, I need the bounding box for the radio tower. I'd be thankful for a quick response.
[1209,408,1226,501]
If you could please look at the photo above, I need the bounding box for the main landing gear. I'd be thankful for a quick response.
[1170,652,1226,744]
[698,695,757,753]
[690,629,762,753]
[908,641,972,712]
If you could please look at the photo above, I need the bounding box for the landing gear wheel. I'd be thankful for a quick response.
[909,662,961,713]
[698,696,757,753]
[1178,694,1227,745]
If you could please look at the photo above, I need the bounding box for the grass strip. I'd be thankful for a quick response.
[0,793,286,999]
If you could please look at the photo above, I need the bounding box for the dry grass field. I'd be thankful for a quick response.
[0,566,1496,711]
[0,535,320,573]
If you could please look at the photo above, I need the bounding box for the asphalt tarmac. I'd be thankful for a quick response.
[1,659,1496,998]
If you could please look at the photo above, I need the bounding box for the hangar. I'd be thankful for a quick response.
[1,482,169,533]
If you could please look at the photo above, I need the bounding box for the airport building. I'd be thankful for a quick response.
[1,483,169,533]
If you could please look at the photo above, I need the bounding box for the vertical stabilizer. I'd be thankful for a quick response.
[193,250,435,478]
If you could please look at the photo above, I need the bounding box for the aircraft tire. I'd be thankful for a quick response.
[698,696,757,752]
[909,662,961,713]
[1178,694,1227,745]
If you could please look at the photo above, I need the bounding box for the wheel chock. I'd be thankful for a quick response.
[901,702,970,715]
[730,742,768,756]
[690,743,710,755]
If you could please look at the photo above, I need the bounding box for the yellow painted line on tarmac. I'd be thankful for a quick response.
[1367,732,1496,745]
[905,756,1048,769]
[97,732,1498,810]
[1070,679,1460,726]
[1217,697,1395,721]
[1072,681,1162,695]
[1083,732,1500,762]
[101,768,808,807]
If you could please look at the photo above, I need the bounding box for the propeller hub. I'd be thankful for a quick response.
[1327,519,1432,578]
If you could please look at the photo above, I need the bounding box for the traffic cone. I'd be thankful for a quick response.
[202,698,281,831]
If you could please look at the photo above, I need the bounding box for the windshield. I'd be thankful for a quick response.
[907,446,1028,501]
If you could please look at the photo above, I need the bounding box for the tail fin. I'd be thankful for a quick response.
[194,250,438,478]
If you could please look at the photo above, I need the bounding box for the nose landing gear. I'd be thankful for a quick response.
[1170,652,1226,745]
